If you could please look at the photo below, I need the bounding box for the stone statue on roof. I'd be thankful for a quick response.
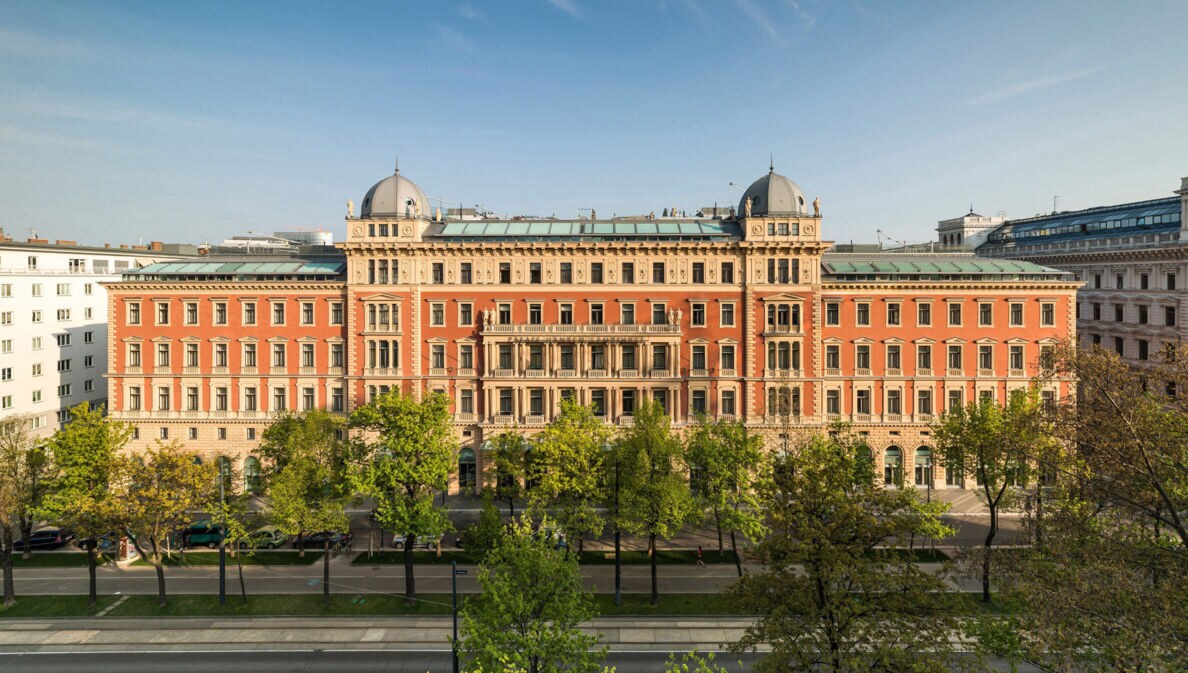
[744,196,753,217]
[346,199,354,218]
[813,196,820,217]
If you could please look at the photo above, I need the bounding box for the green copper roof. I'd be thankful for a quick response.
[822,255,1071,280]
[125,259,344,279]
[435,219,742,240]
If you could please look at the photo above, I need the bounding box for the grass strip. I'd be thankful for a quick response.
[0,594,119,618]
[351,549,742,566]
[130,551,323,567]
[10,553,96,568]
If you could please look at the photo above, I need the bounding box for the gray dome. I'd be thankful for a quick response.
[739,169,808,216]
[360,170,430,218]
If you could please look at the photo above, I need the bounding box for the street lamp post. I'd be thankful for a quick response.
[218,469,226,606]
[451,561,468,673]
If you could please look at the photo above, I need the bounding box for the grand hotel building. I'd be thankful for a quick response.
[105,167,1079,492]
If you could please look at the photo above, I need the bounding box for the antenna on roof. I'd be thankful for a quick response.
[1052,195,1059,214]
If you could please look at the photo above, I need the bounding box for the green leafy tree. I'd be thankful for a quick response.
[615,398,697,605]
[0,414,41,607]
[729,430,962,673]
[459,515,608,673]
[966,343,1188,672]
[349,390,455,605]
[933,387,1045,602]
[524,399,611,552]
[105,441,217,607]
[489,430,528,518]
[258,409,350,604]
[685,415,766,576]
[665,650,735,673]
[463,495,506,561]
[40,403,130,607]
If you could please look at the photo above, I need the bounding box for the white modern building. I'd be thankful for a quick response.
[936,210,1006,248]
[0,236,195,437]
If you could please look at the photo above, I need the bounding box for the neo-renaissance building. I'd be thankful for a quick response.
[105,167,1079,493]
[0,235,194,438]
[976,176,1188,368]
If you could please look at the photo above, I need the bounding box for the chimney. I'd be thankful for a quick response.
[55,240,77,246]
[1178,177,1188,233]
[104,243,112,248]
[119,244,130,249]
[27,238,48,244]
[150,241,163,251]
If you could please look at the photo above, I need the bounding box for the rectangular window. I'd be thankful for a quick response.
[128,343,142,367]
[651,303,666,325]
[57,358,71,372]
[1041,303,1055,327]
[528,303,542,325]
[302,387,315,411]
[218,428,227,440]
[1114,305,1124,322]
[886,389,902,415]
[529,262,541,284]
[825,302,840,326]
[590,389,606,416]
[458,389,473,414]
[215,387,228,411]
[621,344,636,370]
[244,302,256,325]
[156,386,169,410]
[947,345,963,370]
[721,390,736,416]
[186,386,199,411]
[214,302,228,325]
[271,343,286,367]
[128,302,141,325]
[301,302,315,325]
[917,302,931,326]
[825,345,840,369]
[856,389,871,415]
[129,386,141,411]
[247,428,256,440]
[1009,345,1024,370]
[560,345,575,370]
[1138,339,1149,361]
[185,302,198,325]
[886,303,901,326]
[720,303,735,326]
[855,345,870,370]
[590,344,606,370]
[691,303,705,326]
[559,262,573,284]
[301,343,315,367]
[948,389,962,410]
[330,302,343,325]
[56,308,71,321]
[856,303,870,326]
[590,262,604,284]
[156,343,170,367]
[331,343,344,368]
[1140,273,1149,289]
[433,262,445,285]
[459,344,473,370]
[460,303,473,326]
[948,302,962,326]
[431,303,445,326]
[651,262,665,284]
[691,389,706,415]
[498,344,513,370]
[1168,273,1177,290]
[559,304,573,325]
[886,344,901,370]
[271,302,285,325]
[651,344,667,370]
[213,343,227,368]
[1092,302,1102,320]
[978,345,993,370]
[692,262,705,284]
[156,302,169,325]
[1116,273,1124,290]
[590,303,604,325]
[1167,306,1177,327]
[720,345,736,370]
[529,388,544,416]
[917,389,932,415]
[57,283,71,296]
[185,342,199,367]
[691,345,706,370]
[500,263,512,284]
[979,303,993,326]
[621,262,635,284]
[243,344,257,368]
[721,262,734,284]
[245,387,257,411]
[1138,305,1149,325]
[273,387,287,411]
[1009,303,1023,326]
[31,283,41,296]
[826,389,840,415]
[431,344,446,369]
[621,304,635,325]
[528,345,543,371]
[460,263,472,284]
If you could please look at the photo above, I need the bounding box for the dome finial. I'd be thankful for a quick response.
[769,153,774,173]
[394,155,400,175]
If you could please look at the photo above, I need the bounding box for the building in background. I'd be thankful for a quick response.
[936,210,1006,248]
[976,176,1188,367]
[104,167,1079,493]
[0,234,195,438]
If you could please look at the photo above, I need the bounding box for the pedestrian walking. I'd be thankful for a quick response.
[696,545,705,567]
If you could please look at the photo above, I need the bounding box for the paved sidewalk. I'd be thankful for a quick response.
[0,616,761,653]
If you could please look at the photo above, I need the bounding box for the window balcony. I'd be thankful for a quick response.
[153,366,171,375]
[855,368,871,377]
[454,412,476,423]
[587,369,608,378]
[126,366,142,375]
[977,368,994,377]
[270,366,288,375]
[916,369,933,377]
[493,368,515,377]
[457,368,475,377]
[493,414,514,424]
[884,413,902,422]
[328,366,344,375]
[689,369,708,378]
[364,368,401,377]
[648,368,671,378]
[556,369,577,378]
[429,367,448,377]
[211,367,229,375]
[240,410,261,418]
[763,324,802,336]
[719,369,737,378]
[886,368,902,376]
[618,369,638,378]
[947,369,963,377]
[524,369,546,377]
[824,368,841,377]
[299,367,318,375]
[241,366,258,375]
[617,416,635,427]
[524,415,546,425]
[482,323,681,335]
[1008,368,1025,377]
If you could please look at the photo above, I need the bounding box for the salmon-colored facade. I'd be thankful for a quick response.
[106,167,1079,492]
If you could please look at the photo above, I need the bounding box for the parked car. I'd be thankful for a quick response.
[240,526,288,550]
[392,534,439,551]
[181,520,225,549]
[76,533,121,555]
[293,531,352,550]
[14,527,75,551]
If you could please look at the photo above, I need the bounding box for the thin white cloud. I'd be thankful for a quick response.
[0,124,105,150]
[967,66,1103,105]
[734,0,777,38]
[433,24,475,53]
[457,4,484,20]
[0,26,89,60]
[545,0,583,19]
[785,0,815,30]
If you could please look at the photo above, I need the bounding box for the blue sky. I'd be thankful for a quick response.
[1,0,1185,247]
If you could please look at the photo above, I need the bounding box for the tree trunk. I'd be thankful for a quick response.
[982,505,997,603]
[19,519,33,561]
[404,534,416,605]
[1,529,15,608]
[296,533,305,558]
[153,557,167,608]
[238,559,247,604]
[322,538,331,604]
[86,545,98,608]
[1034,484,1045,548]
[714,508,723,553]
[730,530,742,577]
[649,533,658,606]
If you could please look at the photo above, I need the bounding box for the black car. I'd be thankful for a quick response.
[293,531,352,549]
[14,527,76,550]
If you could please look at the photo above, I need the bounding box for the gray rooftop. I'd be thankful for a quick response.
[428,219,743,241]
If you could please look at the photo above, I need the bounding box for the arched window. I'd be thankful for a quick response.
[217,456,233,494]
[883,446,902,486]
[914,447,933,487]
[855,444,874,481]
[244,456,262,495]
[192,455,203,465]
[458,447,477,492]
